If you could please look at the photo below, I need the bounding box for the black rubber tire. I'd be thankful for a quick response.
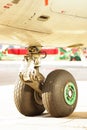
[14,79,45,116]
[42,69,78,117]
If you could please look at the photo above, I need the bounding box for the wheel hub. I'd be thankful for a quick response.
[64,82,77,105]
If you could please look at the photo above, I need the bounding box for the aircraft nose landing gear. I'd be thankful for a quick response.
[14,46,78,117]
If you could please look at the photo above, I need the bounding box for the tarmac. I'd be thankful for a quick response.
[0,61,87,130]
[0,81,87,130]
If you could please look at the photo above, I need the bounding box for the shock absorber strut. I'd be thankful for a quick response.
[19,46,45,93]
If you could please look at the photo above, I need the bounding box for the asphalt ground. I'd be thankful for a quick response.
[0,82,87,130]
[0,61,87,130]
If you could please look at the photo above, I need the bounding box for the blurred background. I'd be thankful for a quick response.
[0,44,87,61]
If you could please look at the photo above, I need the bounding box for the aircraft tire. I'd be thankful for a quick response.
[42,69,78,117]
[14,79,45,116]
